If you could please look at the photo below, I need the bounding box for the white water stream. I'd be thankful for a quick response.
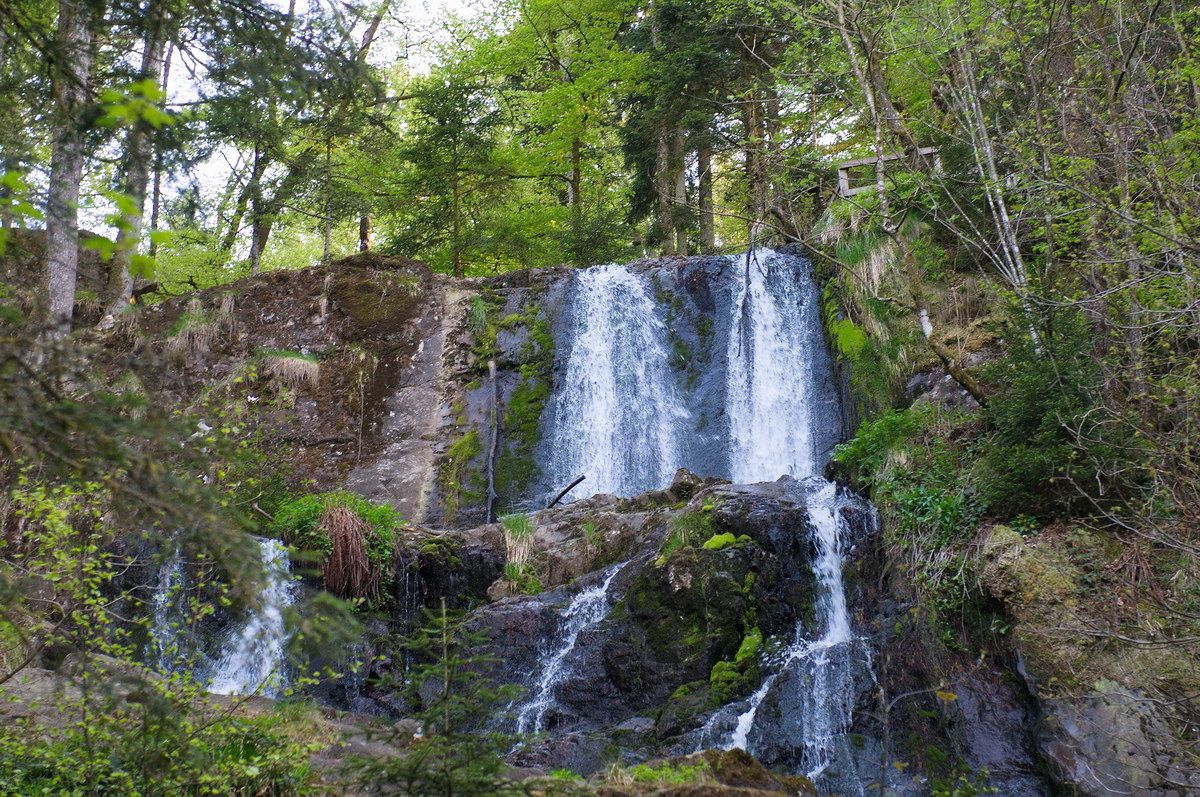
[208,536,298,697]
[722,480,861,785]
[726,248,822,482]
[515,562,626,734]
[544,264,687,501]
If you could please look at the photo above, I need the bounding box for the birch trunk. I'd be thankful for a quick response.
[673,130,688,256]
[698,141,714,253]
[42,0,96,341]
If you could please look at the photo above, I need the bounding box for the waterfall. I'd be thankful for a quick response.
[515,563,625,734]
[726,248,824,482]
[208,537,298,698]
[150,546,185,672]
[543,265,686,500]
[723,481,861,787]
[712,250,863,790]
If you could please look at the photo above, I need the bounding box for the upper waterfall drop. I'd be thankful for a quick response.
[543,264,687,500]
[726,248,826,482]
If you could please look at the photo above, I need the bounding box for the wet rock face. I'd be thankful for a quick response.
[1037,682,1200,796]
[945,667,1050,797]
[421,479,834,764]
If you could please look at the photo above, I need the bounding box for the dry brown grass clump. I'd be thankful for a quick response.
[164,297,219,360]
[264,354,320,390]
[317,505,375,597]
[215,293,236,330]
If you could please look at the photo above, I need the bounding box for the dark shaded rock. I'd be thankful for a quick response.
[1037,680,1200,796]
[947,668,1050,796]
[676,257,727,313]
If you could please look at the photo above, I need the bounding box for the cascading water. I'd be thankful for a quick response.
[702,249,863,791]
[150,546,185,672]
[725,248,827,482]
[207,536,298,698]
[515,563,626,734]
[543,264,686,500]
[720,480,864,790]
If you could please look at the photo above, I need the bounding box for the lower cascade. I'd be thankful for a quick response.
[515,562,627,734]
[703,479,869,793]
[151,536,298,698]
[208,537,298,697]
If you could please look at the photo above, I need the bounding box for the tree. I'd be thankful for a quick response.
[350,600,522,795]
[100,0,174,318]
[41,0,101,341]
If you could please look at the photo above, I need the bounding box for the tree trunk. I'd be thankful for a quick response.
[568,136,582,223]
[248,214,271,274]
[223,148,266,257]
[321,140,332,264]
[42,0,96,341]
[743,86,769,244]
[451,175,463,277]
[103,0,170,319]
[358,211,372,252]
[655,130,675,255]
[148,42,172,262]
[697,140,714,253]
[673,130,688,256]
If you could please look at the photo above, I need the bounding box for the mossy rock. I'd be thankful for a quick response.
[329,264,428,337]
[701,533,737,551]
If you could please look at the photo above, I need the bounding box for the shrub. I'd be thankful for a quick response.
[502,561,543,595]
[0,687,318,795]
[832,406,927,485]
[500,512,535,566]
[271,491,401,598]
[975,312,1107,518]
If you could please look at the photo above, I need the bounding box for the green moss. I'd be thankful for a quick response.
[735,627,763,663]
[440,429,483,522]
[419,537,462,568]
[494,309,555,508]
[702,532,737,551]
[708,660,741,701]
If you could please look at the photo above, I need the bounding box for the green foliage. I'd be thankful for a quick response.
[658,509,714,563]
[270,491,400,583]
[833,407,927,484]
[500,512,535,540]
[975,314,1106,518]
[349,603,522,795]
[0,685,318,795]
[627,760,709,785]
[502,561,543,595]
